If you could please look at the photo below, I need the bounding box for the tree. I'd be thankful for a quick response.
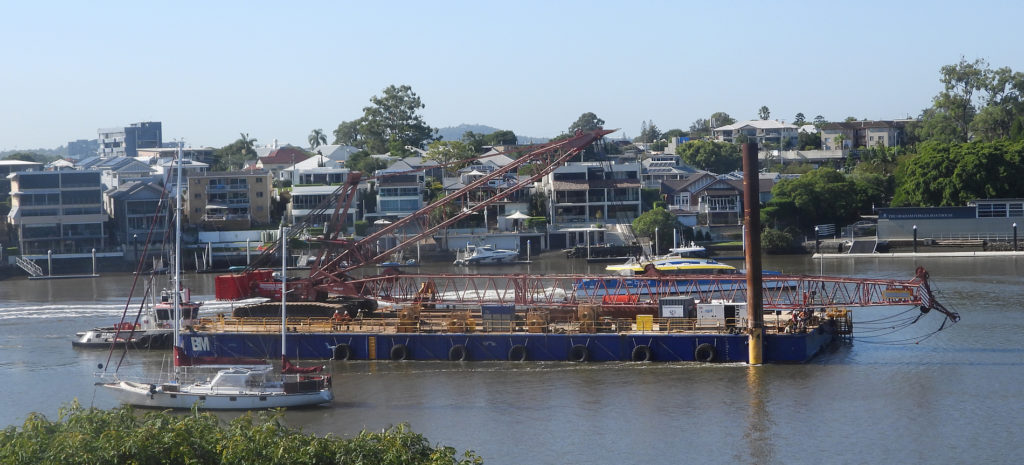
[764,168,869,231]
[308,128,327,151]
[461,130,487,153]
[709,111,735,127]
[930,57,990,143]
[892,139,1024,206]
[214,133,257,171]
[333,119,363,146]
[637,119,661,143]
[797,131,821,150]
[632,207,680,255]
[758,106,771,120]
[568,112,605,133]
[833,134,847,150]
[345,149,388,175]
[662,129,685,140]
[4,151,42,162]
[813,115,826,127]
[689,119,711,137]
[486,129,518,146]
[675,140,742,173]
[358,84,437,153]
[793,112,806,126]
[424,140,475,174]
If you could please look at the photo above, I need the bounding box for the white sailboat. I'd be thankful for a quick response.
[100,145,333,409]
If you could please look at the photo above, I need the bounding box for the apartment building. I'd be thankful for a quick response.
[7,170,108,254]
[105,181,167,246]
[820,120,906,150]
[712,120,799,148]
[540,161,642,225]
[98,121,162,158]
[185,170,273,229]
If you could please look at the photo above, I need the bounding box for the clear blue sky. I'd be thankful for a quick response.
[2,0,1021,151]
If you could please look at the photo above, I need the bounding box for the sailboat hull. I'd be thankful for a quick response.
[101,380,333,410]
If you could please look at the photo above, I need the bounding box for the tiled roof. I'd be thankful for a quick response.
[260,147,311,165]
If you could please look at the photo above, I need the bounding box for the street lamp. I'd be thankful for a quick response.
[814,226,820,254]
[133,234,138,261]
[655,227,659,256]
[912,225,918,254]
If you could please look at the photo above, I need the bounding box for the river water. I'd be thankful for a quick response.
[1,254,1022,464]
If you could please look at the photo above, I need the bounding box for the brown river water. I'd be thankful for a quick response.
[1,253,1021,464]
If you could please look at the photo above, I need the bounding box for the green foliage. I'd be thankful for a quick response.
[568,112,605,133]
[332,120,362,146]
[345,150,388,175]
[709,111,735,127]
[4,151,43,163]
[636,120,661,143]
[675,140,742,173]
[764,168,874,231]
[0,402,481,465]
[357,85,437,154]
[632,207,680,254]
[424,140,475,174]
[662,129,685,140]
[797,131,821,150]
[308,129,327,151]
[892,139,1024,206]
[354,220,369,236]
[213,134,257,171]
[793,113,806,126]
[758,106,770,120]
[524,217,548,229]
[528,191,548,217]
[761,228,796,254]
[640,188,662,211]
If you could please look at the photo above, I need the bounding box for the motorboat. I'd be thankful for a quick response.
[605,244,729,276]
[453,244,519,265]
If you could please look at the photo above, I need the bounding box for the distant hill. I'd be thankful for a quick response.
[435,124,548,145]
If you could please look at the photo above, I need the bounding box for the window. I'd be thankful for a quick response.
[256,191,264,198]
[256,178,263,183]
[194,208,202,214]
[194,193,201,199]
[977,203,1007,217]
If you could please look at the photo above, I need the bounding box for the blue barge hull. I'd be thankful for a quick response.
[181,325,835,363]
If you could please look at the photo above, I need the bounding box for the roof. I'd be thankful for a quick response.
[714,119,797,131]
[0,160,43,167]
[106,180,165,200]
[260,146,311,165]
[820,120,904,130]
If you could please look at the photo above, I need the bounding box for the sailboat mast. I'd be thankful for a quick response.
[280,225,287,357]
[173,142,184,350]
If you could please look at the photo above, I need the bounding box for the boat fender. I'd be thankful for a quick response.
[448,344,468,361]
[333,343,352,361]
[149,384,157,399]
[694,343,717,363]
[390,344,409,361]
[568,344,589,362]
[508,344,528,362]
[631,345,652,362]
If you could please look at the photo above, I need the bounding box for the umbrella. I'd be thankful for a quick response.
[373,219,392,225]
[505,211,530,219]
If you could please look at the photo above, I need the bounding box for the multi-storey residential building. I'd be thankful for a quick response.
[288,185,358,228]
[7,170,108,254]
[540,161,642,225]
[105,181,167,247]
[98,121,162,158]
[185,170,273,229]
[641,153,698,188]
[819,120,906,150]
[660,173,744,226]
[137,147,217,167]
[712,120,799,148]
[88,157,155,190]
[373,172,424,219]
[0,160,43,212]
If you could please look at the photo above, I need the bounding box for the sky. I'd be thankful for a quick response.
[1,0,1022,151]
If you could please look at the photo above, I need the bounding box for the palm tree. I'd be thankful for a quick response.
[309,128,327,151]
[238,132,257,170]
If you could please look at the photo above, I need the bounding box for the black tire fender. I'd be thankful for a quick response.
[568,344,589,362]
[390,343,409,361]
[333,343,352,361]
[694,343,717,363]
[508,344,527,362]
[448,344,468,361]
[631,344,652,362]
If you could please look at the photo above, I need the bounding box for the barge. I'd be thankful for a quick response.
[178,302,848,364]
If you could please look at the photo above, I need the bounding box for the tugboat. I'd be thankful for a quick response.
[72,287,201,350]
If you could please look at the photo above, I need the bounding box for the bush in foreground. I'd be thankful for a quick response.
[0,401,482,465]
